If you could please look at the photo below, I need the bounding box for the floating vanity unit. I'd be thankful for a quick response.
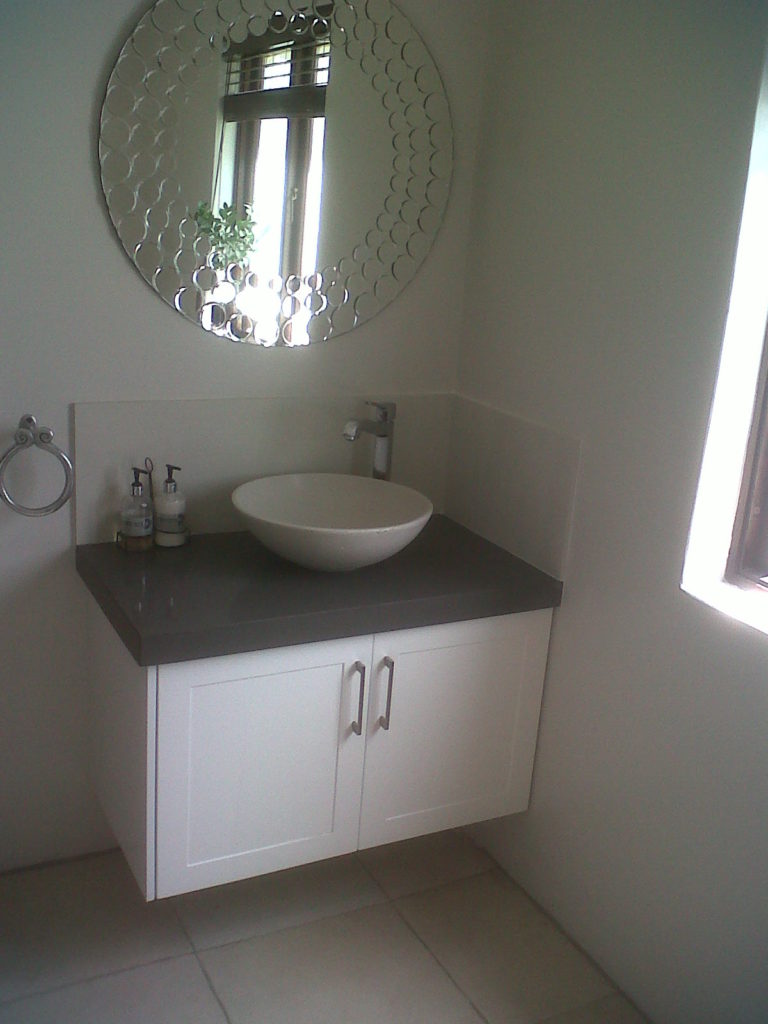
[77,517,562,900]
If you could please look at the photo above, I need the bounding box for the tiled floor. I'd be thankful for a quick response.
[0,830,649,1024]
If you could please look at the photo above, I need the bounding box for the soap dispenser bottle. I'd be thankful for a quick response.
[118,467,153,551]
[154,464,190,547]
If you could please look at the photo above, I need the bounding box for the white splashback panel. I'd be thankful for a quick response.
[74,394,579,579]
[74,395,453,544]
[446,398,580,579]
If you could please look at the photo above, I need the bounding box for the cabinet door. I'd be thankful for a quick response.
[155,636,372,898]
[358,611,552,849]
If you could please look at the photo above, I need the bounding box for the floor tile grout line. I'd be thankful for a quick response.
[170,898,235,1024]
[353,850,398,900]
[163,863,496,961]
[168,896,196,951]
[471,862,651,1022]
[162,861,496,1021]
[164,861,497,1023]
[389,863,497,902]
[194,953,236,1024]
[388,895,491,1024]
[386,863,645,1024]
[164,856,391,959]
[532,991,636,1024]
[0,846,121,882]
[355,848,498,903]
[485,865,630,1004]
[164,895,391,957]
[0,951,193,1009]
[1,840,644,1022]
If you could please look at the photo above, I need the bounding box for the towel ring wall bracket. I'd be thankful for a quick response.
[0,414,74,517]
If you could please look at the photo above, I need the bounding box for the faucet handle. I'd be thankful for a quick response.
[365,400,396,422]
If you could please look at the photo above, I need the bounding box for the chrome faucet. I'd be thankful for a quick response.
[343,401,396,480]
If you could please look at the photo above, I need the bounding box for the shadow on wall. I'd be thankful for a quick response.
[0,548,113,871]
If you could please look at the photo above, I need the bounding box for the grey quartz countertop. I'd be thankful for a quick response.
[75,515,563,667]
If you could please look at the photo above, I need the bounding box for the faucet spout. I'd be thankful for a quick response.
[342,401,396,480]
[344,418,388,439]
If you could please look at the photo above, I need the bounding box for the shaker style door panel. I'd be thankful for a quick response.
[358,611,552,849]
[155,638,372,898]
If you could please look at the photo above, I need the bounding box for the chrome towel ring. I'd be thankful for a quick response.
[0,414,74,517]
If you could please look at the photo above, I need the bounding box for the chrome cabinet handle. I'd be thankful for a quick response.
[378,656,395,730]
[351,661,366,735]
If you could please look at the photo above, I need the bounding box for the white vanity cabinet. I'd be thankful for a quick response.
[155,637,373,898]
[358,612,552,850]
[89,604,552,900]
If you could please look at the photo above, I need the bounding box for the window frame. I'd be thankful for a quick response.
[222,34,330,285]
[727,321,768,586]
[681,43,768,634]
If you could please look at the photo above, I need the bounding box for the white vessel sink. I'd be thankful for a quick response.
[231,473,433,571]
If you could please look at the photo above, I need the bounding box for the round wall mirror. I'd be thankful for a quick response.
[99,0,453,347]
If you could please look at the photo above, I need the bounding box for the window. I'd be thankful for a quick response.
[218,19,331,288]
[728,326,768,585]
[682,46,768,632]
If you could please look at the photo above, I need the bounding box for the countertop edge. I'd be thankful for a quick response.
[76,547,144,664]
[76,521,563,667]
[135,592,560,667]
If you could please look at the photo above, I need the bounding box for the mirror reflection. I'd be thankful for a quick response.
[99,0,453,347]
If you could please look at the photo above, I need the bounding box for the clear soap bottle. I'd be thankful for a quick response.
[154,464,189,547]
[118,467,153,551]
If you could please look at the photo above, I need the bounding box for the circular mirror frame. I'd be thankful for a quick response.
[99,0,453,346]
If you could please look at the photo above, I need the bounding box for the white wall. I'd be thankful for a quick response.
[6,1,768,1021]
[465,4,768,1023]
[0,0,486,870]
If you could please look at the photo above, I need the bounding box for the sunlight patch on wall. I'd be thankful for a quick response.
[682,45,768,634]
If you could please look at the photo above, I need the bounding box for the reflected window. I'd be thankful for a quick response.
[218,17,331,291]
[728,325,768,584]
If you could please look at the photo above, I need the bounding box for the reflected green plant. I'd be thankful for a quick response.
[194,201,255,271]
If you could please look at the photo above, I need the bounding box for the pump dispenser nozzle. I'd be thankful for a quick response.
[131,467,149,495]
[164,464,181,493]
